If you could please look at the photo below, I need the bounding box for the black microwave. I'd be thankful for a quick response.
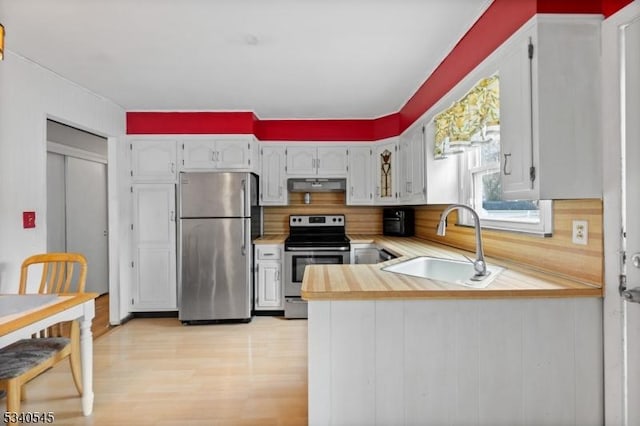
[382,208,415,237]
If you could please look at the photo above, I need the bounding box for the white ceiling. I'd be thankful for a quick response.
[0,0,492,119]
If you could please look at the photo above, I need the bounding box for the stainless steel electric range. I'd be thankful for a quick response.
[284,215,350,318]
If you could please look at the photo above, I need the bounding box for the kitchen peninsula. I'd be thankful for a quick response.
[303,236,603,426]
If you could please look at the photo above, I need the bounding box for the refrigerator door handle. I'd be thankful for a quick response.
[241,179,247,217]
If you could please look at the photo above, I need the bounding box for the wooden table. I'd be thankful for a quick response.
[0,293,98,416]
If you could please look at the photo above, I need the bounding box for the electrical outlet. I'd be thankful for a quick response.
[572,220,588,245]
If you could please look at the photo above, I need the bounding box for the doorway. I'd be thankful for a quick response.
[46,120,109,295]
[603,3,640,425]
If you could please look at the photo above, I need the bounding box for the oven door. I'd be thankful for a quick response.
[284,250,350,296]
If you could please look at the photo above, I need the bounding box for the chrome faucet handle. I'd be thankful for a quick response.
[461,253,488,277]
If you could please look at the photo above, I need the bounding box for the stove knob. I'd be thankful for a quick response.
[338,217,342,222]
[333,218,337,222]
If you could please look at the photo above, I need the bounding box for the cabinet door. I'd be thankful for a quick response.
[181,140,217,170]
[286,146,317,176]
[260,145,287,205]
[131,140,177,182]
[374,140,398,204]
[256,262,282,309]
[131,184,177,311]
[216,138,252,170]
[398,134,413,202]
[409,126,426,204]
[317,146,348,176]
[500,33,536,200]
[347,146,373,205]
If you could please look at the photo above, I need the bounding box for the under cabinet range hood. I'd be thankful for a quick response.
[287,178,346,192]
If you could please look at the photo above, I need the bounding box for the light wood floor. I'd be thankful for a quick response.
[11,316,309,425]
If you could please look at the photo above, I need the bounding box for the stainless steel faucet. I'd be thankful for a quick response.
[436,204,490,281]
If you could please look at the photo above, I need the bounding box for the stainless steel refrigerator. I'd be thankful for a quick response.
[178,172,260,323]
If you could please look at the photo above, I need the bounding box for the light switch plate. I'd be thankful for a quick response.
[572,220,588,245]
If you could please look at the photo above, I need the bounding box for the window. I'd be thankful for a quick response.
[458,134,552,235]
[433,73,552,235]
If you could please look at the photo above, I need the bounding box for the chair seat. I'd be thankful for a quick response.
[0,338,70,379]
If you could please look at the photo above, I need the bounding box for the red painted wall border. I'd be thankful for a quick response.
[126,0,632,140]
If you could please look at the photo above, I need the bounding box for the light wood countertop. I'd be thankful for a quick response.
[302,235,603,301]
[254,234,287,244]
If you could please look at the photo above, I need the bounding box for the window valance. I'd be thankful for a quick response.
[434,75,499,159]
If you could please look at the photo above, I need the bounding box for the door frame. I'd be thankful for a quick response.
[602,2,640,425]
[45,114,126,325]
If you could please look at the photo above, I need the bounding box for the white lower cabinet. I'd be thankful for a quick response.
[131,183,177,311]
[254,244,283,310]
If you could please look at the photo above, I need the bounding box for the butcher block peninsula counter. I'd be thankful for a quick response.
[304,236,603,426]
[302,236,602,300]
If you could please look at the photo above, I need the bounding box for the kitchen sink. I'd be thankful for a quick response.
[381,256,503,289]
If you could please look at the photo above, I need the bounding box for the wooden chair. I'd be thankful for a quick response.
[0,253,87,414]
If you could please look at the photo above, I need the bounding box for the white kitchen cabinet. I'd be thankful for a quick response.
[398,126,426,205]
[373,138,399,205]
[498,16,601,200]
[130,139,177,182]
[131,183,177,311]
[347,145,373,205]
[286,144,348,176]
[254,245,283,310]
[181,136,255,171]
[260,144,288,205]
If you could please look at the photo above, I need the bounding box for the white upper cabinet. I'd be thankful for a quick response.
[373,138,399,205]
[398,126,426,205]
[130,140,177,183]
[317,146,348,176]
[260,144,288,205]
[286,144,348,176]
[499,16,601,200]
[347,145,373,205]
[181,135,255,171]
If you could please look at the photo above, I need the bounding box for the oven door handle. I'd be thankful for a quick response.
[285,247,350,252]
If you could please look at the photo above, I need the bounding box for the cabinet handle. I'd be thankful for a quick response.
[216,151,220,162]
[351,186,354,196]
[376,186,380,196]
[275,270,280,281]
[312,158,316,169]
[279,186,283,196]
[170,210,175,222]
[170,162,175,173]
[263,253,274,257]
[317,158,320,169]
[211,150,216,162]
[503,153,512,176]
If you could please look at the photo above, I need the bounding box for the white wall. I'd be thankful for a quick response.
[0,51,130,322]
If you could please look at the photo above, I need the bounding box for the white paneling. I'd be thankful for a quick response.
[575,299,604,426]
[330,301,375,426]
[404,300,456,425]
[0,53,125,320]
[308,301,331,426]
[451,300,480,426]
[522,299,575,425]
[308,298,603,425]
[477,300,523,425]
[374,301,404,424]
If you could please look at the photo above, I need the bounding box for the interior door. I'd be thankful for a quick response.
[65,156,109,294]
[622,15,640,426]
